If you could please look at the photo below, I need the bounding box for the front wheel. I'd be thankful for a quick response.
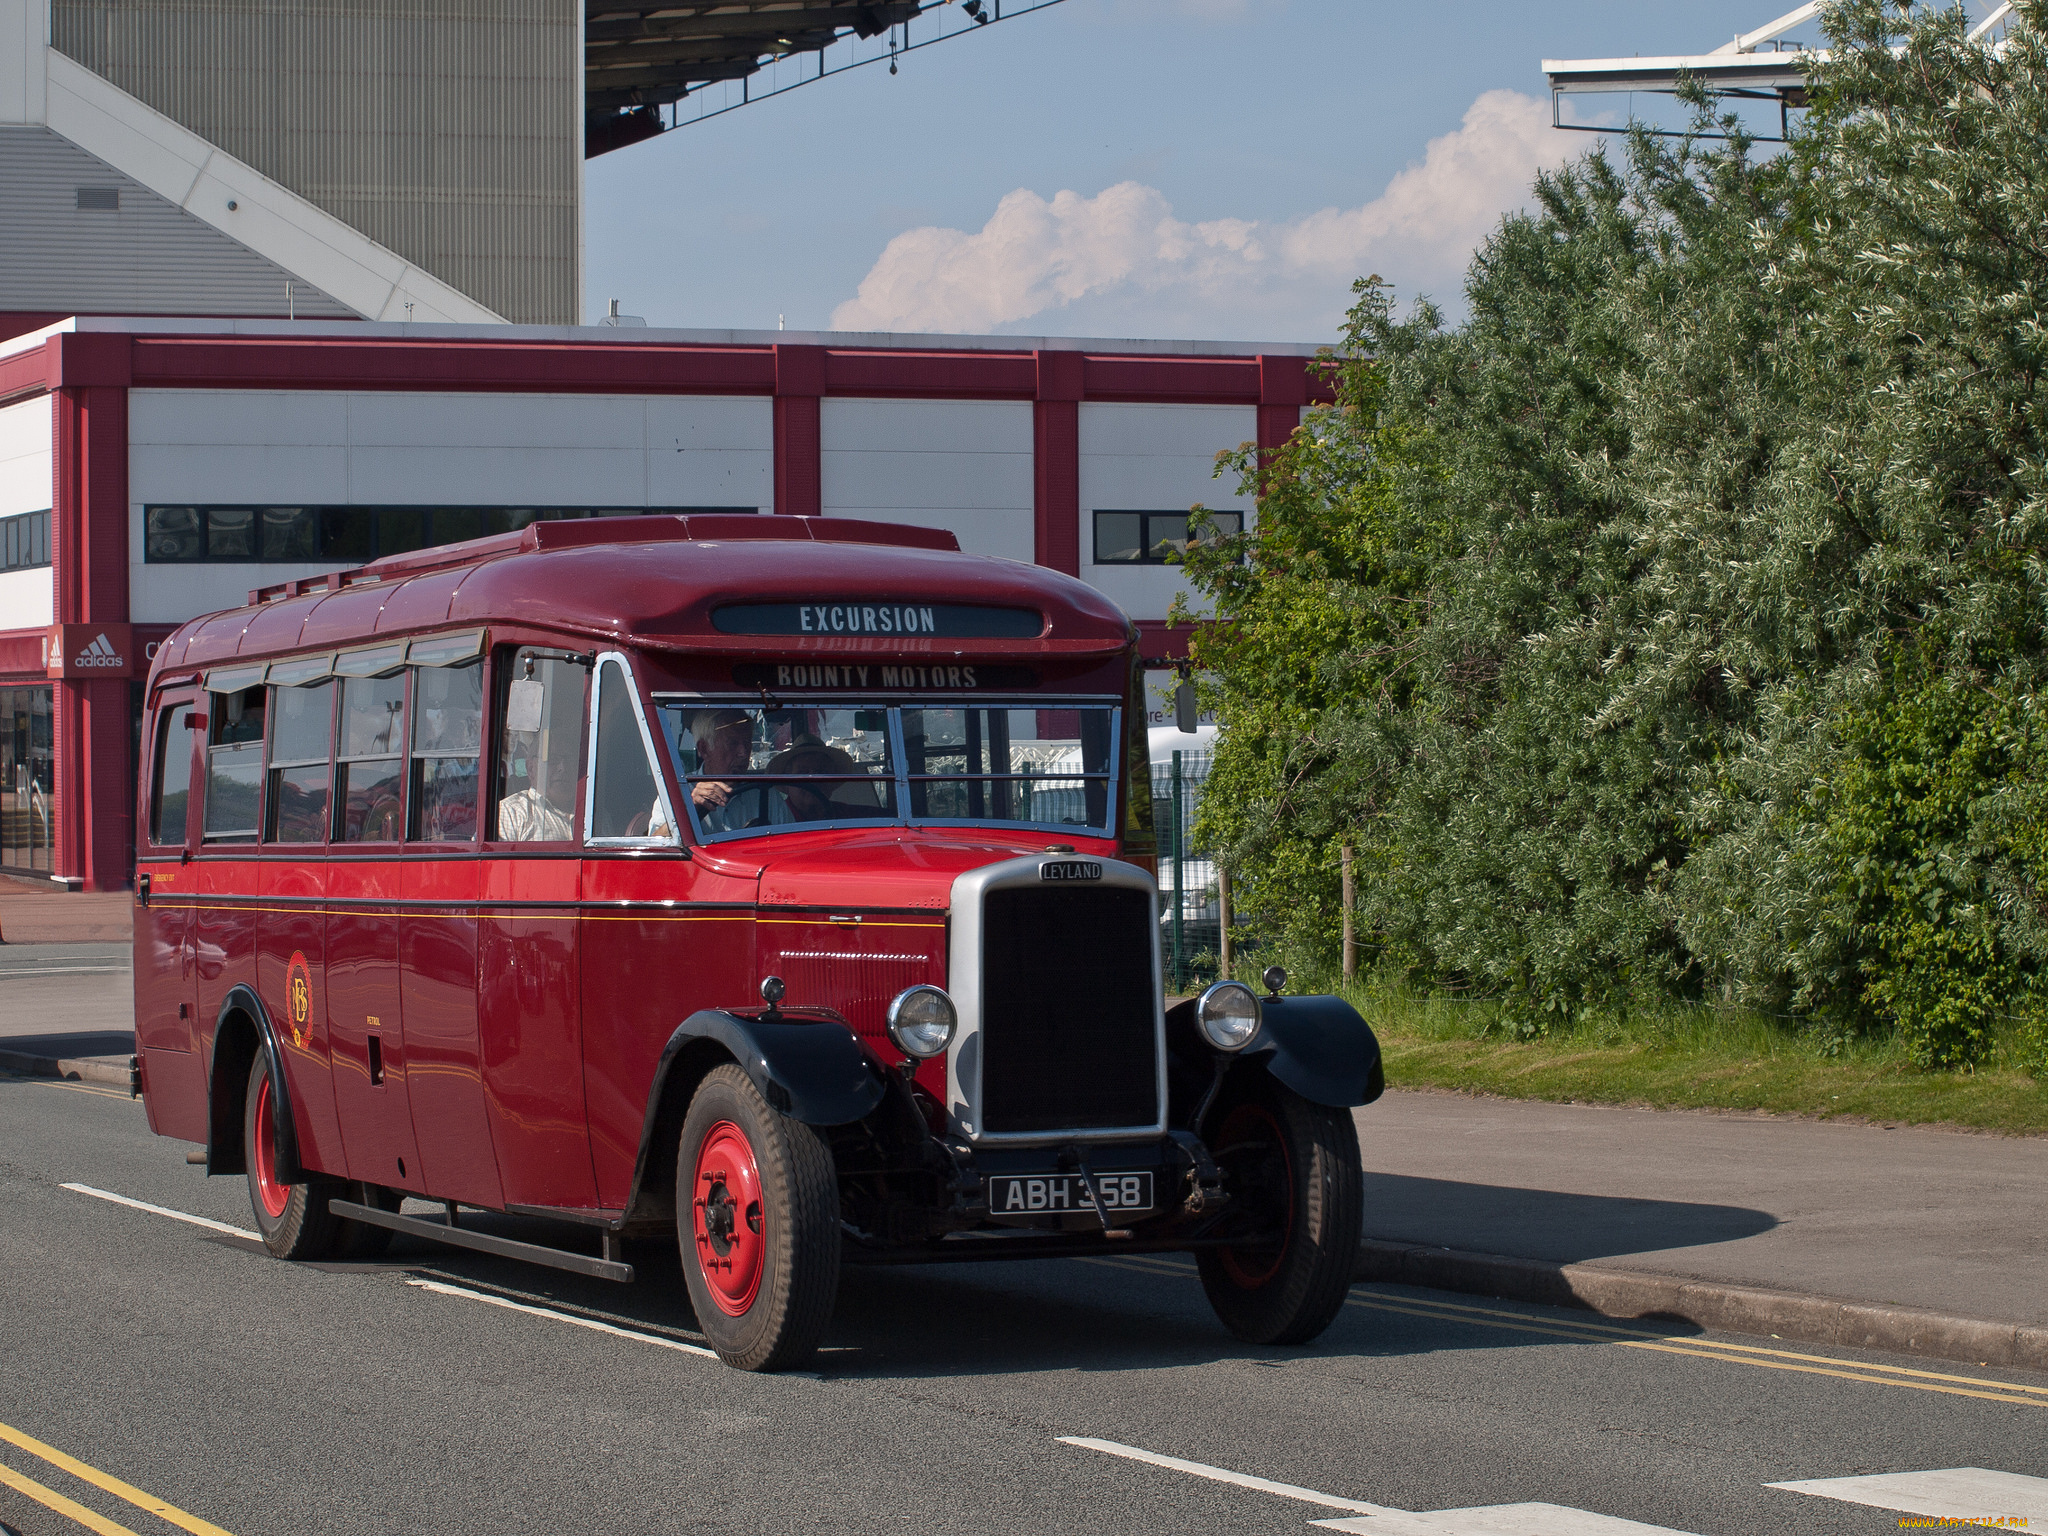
[1196,1078,1363,1346]
[676,1064,840,1371]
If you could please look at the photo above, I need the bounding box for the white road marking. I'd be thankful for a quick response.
[61,1183,260,1242]
[404,1278,720,1359]
[1056,1437,1393,1514]
[1313,1506,1703,1535]
[1766,1468,2048,1523]
[1064,1439,1706,1533]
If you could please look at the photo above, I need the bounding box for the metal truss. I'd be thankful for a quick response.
[1542,1,2016,144]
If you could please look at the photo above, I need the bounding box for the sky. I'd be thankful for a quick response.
[580,1,1995,347]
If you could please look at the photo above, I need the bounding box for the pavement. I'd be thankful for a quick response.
[0,941,134,1087]
[2,891,2041,1374]
[1350,1091,2048,1371]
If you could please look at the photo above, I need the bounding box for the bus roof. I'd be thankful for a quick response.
[151,516,1137,681]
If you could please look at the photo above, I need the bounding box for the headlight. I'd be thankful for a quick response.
[887,985,957,1059]
[1195,980,1261,1052]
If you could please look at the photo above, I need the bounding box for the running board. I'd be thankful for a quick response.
[329,1199,635,1283]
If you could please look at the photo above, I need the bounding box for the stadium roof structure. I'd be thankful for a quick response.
[587,0,1065,155]
[1542,0,2015,139]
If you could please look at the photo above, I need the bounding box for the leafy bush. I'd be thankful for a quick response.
[1180,0,2048,1068]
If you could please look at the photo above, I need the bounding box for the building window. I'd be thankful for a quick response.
[141,505,759,564]
[2,510,51,572]
[1092,509,1243,566]
[1,686,56,873]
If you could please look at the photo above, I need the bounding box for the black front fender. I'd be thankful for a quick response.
[1248,993,1384,1108]
[619,1009,889,1229]
[667,1009,889,1127]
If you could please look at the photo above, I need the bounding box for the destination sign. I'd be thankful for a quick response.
[713,603,1042,638]
[733,663,1038,692]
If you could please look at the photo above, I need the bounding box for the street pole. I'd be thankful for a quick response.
[1218,867,1232,977]
[1341,840,1356,983]
[1171,749,1185,992]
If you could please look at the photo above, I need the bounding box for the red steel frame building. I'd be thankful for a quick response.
[0,318,1330,893]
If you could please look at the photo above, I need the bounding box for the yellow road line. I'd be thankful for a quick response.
[1088,1255,2048,1408]
[0,1423,237,1536]
[32,1081,132,1101]
[1341,1288,2048,1397]
[0,1460,146,1536]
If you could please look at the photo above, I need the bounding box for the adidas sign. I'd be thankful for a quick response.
[73,633,126,669]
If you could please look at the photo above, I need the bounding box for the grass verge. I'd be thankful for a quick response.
[1333,982,2048,1135]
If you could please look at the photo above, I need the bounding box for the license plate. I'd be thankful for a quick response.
[987,1171,1154,1217]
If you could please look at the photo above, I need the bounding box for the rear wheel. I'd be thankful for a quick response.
[244,1053,343,1259]
[1196,1077,1362,1346]
[243,1053,395,1261]
[676,1064,840,1371]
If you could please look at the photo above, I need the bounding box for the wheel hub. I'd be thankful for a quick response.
[691,1120,766,1316]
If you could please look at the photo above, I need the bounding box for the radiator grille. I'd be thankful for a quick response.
[979,886,1157,1134]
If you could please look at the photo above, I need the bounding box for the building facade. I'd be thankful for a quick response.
[0,315,1329,889]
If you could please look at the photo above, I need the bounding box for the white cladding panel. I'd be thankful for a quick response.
[1079,402,1255,622]
[0,393,52,516]
[0,566,53,628]
[820,398,1034,562]
[126,389,774,623]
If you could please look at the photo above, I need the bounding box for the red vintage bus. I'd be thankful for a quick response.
[133,515,1383,1370]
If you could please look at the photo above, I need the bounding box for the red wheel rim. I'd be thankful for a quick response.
[252,1073,290,1220]
[691,1120,766,1316]
[1215,1101,1292,1290]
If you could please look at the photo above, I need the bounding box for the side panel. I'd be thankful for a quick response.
[579,857,756,1210]
[399,857,502,1208]
[478,855,594,1208]
[257,859,345,1177]
[325,862,425,1191]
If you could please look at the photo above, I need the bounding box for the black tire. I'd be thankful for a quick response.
[1196,1076,1363,1346]
[242,1052,342,1260]
[675,1064,840,1371]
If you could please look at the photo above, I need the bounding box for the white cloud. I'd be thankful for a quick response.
[830,89,1576,338]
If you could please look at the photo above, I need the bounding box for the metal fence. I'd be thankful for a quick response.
[1153,746,1217,993]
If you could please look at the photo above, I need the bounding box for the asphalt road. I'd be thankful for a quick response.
[3,1071,2045,1536]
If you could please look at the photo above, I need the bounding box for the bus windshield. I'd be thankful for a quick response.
[653,702,1118,841]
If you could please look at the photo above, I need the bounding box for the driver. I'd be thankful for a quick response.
[677,708,775,834]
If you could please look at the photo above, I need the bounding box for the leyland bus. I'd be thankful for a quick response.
[132,514,1384,1371]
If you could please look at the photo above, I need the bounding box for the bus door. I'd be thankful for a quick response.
[397,642,503,1210]
[326,649,425,1192]
[135,691,205,1142]
[479,648,597,1209]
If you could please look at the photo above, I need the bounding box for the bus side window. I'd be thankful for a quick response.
[266,681,335,844]
[411,660,483,843]
[338,671,407,843]
[202,687,265,842]
[151,703,196,845]
[493,650,584,843]
[588,657,669,842]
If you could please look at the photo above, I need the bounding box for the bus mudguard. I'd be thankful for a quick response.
[620,1009,889,1224]
[206,984,304,1183]
[1240,994,1386,1109]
